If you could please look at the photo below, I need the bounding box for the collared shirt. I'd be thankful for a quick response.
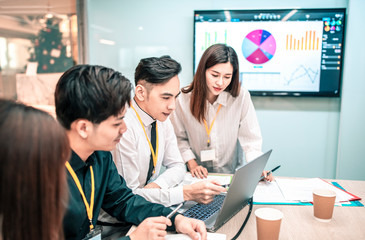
[170,87,262,173]
[63,151,175,240]
[109,99,186,207]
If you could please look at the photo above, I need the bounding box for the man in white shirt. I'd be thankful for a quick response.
[100,56,225,221]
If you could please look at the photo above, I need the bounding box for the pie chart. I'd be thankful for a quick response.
[242,30,276,64]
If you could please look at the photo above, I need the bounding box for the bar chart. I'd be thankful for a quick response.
[286,31,320,51]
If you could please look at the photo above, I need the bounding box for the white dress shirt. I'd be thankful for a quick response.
[111,99,186,206]
[170,87,262,173]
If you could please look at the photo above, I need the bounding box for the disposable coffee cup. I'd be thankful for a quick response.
[255,208,283,240]
[312,189,336,222]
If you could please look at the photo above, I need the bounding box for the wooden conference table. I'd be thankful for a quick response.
[214,177,365,240]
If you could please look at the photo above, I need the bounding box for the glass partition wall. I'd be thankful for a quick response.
[0,1,77,116]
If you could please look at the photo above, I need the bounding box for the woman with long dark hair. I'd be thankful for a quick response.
[171,44,273,179]
[0,99,70,240]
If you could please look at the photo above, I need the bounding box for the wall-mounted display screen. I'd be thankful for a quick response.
[194,8,346,97]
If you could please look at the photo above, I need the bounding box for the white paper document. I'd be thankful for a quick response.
[275,178,356,203]
[253,180,299,203]
[165,232,226,240]
[128,226,226,240]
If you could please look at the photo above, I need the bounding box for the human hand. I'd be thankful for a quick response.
[144,182,161,189]
[183,179,226,204]
[174,214,207,240]
[261,170,274,182]
[129,216,171,240]
[187,159,208,179]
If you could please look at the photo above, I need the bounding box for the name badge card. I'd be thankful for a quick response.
[200,149,216,162]
[82,226,102,240]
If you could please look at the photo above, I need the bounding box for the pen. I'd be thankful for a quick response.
[259,165,281,181]
[166,202,184,219]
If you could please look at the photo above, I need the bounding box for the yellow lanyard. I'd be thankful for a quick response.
[203,104,222,147]
[131,105,159,171]
[65,161,95,230]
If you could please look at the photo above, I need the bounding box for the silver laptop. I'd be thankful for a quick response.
[182,150,272,232]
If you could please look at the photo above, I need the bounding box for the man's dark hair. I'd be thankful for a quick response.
[134,55,182,86]
[55,64,132,129]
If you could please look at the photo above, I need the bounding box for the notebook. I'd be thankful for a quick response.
[182,150,272,232]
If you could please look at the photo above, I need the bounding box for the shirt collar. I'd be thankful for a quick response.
[68,150,96,171]
[212,91,229,107]
[132,98,155,126]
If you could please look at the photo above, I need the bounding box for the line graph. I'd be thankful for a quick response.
[240,65,320,92]
[283,65,319,86]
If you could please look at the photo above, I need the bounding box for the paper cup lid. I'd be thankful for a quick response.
[255,208,283,221]
[313,189,336,197]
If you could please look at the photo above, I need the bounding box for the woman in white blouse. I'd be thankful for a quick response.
[171,44,273,180]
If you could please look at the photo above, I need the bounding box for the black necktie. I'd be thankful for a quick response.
[146,121,156,184]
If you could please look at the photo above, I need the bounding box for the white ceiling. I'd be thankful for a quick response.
[0,0,76,15]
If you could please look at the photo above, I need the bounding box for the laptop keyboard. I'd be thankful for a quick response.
[182,194,225,221]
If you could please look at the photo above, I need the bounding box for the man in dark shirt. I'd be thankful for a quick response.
[55,65,206,240]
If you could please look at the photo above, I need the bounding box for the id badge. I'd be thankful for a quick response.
[200,149,215,162]
[82,226,102,240]
[201,148,215,171]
